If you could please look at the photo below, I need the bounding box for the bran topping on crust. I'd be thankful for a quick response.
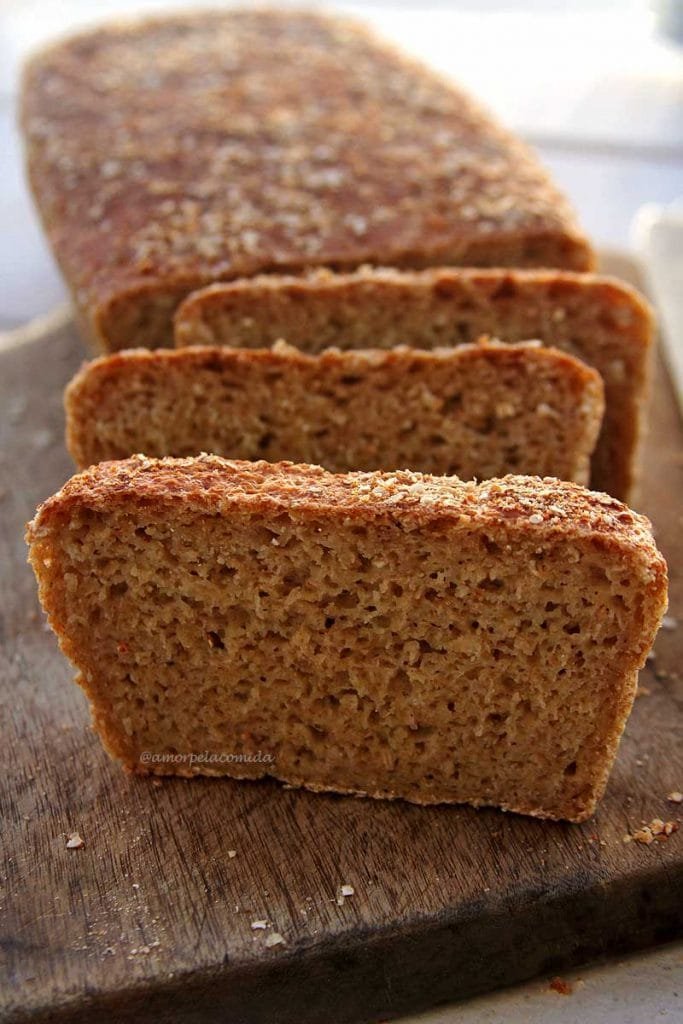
[21,10,592,348]
[28,455,664,577]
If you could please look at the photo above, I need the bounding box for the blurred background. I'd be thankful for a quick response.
[2,0,682,329]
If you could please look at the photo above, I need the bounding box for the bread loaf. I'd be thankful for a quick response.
[21,10,592,352]
[175,267,653,500]
[26,456,667,822]
[64,340,604,484]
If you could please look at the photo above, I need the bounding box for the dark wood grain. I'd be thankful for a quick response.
[1,259,682,1024]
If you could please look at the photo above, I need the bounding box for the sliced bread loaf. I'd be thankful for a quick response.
[65,340,604,484]
[27,456,667,822]
[21,10,592,352]
[174,267,654,500]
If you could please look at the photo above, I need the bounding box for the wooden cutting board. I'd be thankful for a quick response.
[1,257,682,1024]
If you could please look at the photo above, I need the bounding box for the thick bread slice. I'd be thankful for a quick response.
[27,456,667,822]
[21,10,592,352]
[175,267,654,500]
[65,340,604,485]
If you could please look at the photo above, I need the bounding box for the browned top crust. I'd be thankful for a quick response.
[21,9,593,347]
[66,337,604,388]
[27,455,665,582]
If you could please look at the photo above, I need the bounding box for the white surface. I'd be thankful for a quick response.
[405,941,683,1023]
[0,102,66,328]
[633,200,683,412]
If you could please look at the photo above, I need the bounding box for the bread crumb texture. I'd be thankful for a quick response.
[27,457,667,822]
[548,977,573,996]
[65,340,604,486]
[623,819,679,845]
[21,10,592,350]
[174,266,654,500]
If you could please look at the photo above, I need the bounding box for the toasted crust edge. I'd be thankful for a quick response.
[26,457,668,822]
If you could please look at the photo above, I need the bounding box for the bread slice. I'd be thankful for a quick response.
[175,267,654,501]
[21,10,592,353]
[64,340,604,485]
[26,456,667,822]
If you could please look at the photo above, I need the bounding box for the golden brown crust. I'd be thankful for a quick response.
[27,454,665,572]
[21,10,593,351]
[69,336,605,382]
[66,340,604,407]
[174,266,654,501]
